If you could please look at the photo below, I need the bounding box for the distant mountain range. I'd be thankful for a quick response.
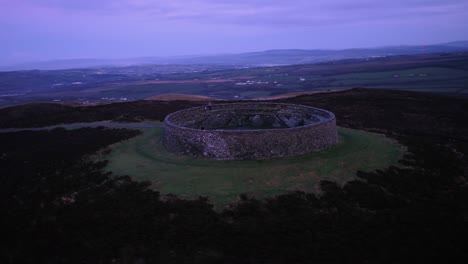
[2,41,468,71]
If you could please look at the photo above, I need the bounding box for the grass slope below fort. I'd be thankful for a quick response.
[102,127,403,208]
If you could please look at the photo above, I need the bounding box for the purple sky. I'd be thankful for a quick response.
[1,0,467,65]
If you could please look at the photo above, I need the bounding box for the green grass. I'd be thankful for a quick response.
[239,90,273,98]
[103,127,404,208]
[330,67,468,87]
[39,65,467,101]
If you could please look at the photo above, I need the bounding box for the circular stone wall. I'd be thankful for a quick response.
[163,103,338,160]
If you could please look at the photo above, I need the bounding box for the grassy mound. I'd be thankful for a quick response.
[104,127,404,208]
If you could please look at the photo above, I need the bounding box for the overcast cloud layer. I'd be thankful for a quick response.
[1,0,467,64]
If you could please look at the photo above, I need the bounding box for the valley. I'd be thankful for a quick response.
[1,52,467,107]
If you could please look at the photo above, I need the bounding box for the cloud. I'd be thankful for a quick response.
[8,0,468,28]
[1,0,467,63]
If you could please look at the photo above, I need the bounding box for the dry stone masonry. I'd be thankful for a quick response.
[163,103,338,160]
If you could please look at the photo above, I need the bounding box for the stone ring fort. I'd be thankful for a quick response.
[163,103,338,160]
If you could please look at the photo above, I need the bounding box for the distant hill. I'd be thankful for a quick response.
[145,94,224,101]
[0,57,173,72]
[442,41,468,47]
[181,42,468,66]
[1,41,468,71]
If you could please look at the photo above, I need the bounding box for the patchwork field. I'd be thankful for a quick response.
[2,52,467,107]
[103,127,404,208]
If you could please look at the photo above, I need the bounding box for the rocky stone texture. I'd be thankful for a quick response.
[163,103,338,160]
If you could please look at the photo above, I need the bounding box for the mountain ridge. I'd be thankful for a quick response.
[2,41,468,71]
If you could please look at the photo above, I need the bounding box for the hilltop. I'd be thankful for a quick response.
[2,88,468,263]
